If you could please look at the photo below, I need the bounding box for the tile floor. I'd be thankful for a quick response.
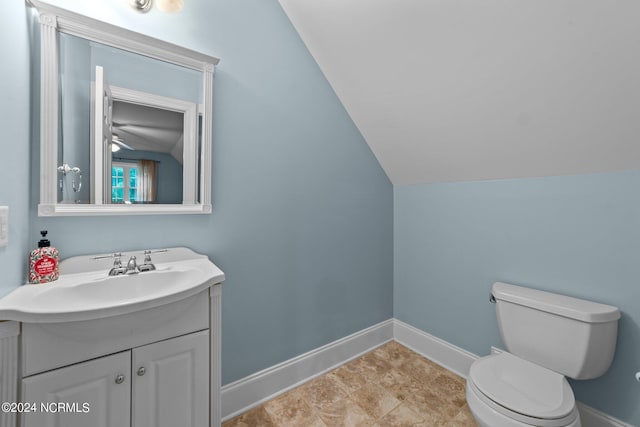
[223,341,479,426]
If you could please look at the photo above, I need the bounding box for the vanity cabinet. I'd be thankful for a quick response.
[0,247,224,427]
[15,286,222,427]
[22,330,209,427]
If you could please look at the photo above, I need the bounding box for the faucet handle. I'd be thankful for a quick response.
[107,253,126,276]
[138,250,156,272]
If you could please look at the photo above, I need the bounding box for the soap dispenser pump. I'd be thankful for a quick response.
[28,230,59,284]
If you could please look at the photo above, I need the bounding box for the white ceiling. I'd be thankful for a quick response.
[112,101,184,164]
[278,0,640,185]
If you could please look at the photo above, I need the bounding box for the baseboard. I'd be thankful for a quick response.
[221,318,631,427]
[576,402,634,427]
[220,319,394,421]
[393,319,477,378]
[397,323,631,427]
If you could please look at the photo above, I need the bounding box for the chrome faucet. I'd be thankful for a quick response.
[138,250,156,272]
[103,250,161,276]
[108,253,128,276]
[126,256,139,274]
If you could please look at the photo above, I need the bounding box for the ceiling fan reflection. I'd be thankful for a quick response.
[111,135,134,152]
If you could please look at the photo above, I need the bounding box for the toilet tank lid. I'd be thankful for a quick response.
[492,282,620,323]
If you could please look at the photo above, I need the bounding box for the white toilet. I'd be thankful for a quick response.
[466,282,620,427]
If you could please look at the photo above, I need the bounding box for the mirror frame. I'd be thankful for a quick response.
[28,0,220,216]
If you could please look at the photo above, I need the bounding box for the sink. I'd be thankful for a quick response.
[0,247,224,323]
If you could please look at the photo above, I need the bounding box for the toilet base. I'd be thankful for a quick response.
[466,381,581,427]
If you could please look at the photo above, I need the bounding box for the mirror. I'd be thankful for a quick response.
[107,93,192,205]
[29,0,219,216]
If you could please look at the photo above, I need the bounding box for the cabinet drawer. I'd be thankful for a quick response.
[22,290,209,376]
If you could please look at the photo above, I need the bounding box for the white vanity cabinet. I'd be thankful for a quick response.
[0,247,225,427]
[22,330,209,427]
[16,286,222,427]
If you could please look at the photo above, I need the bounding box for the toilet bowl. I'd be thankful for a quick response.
[465,282,620,427]
[466,352,580,427]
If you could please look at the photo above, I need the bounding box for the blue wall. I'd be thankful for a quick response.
[59,32,91,203]
[4,0,637,424]
[0,2,31,296]
[10,0,394,385]
[90,40,203,103]
[394,171,640,425]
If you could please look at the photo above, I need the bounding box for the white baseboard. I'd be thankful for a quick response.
[221,318,632,427]
[576,402,634,427]
[393,319,477,378]
[395,322,631,427]
[221,319,394,421]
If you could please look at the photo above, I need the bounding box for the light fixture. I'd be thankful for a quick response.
[129,0,152,13]
[128,0,184,13]
[157,0,184,13]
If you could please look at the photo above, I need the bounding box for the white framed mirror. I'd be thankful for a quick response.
[28,0,220,216]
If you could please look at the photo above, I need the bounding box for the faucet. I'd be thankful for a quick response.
[138,250,156,272]
[126,256,139,274]
[104,250,160,276]
[107,253,128,276]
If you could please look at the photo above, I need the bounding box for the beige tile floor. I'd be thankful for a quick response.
[223,341,479,426]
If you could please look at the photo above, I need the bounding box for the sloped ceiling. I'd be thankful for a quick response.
[112,101,184,164]
[278,0,640,185]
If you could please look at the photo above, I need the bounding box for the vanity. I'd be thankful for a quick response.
[3,2,225,425]
[0,247,224,427]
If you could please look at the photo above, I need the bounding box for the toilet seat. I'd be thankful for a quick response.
[468,352,578,427]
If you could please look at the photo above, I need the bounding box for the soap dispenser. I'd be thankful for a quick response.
[28,230,59,284]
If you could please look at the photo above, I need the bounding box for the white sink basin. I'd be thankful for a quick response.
[0,247,224,323]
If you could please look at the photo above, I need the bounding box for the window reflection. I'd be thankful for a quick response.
[111,163,138,204]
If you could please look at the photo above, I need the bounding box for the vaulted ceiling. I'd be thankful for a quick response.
[278,0,640,185]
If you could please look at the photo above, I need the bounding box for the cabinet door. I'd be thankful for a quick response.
[132,330,209,427]
[22,350,131,427]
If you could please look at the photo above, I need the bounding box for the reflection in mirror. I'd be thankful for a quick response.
[30,0,219,216]
[110,101,184,204]
[58,33,202,206]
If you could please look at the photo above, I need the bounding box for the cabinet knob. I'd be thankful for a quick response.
[115,374,125,384]
[137,366,146,376]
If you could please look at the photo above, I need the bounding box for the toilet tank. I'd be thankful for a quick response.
[492,282,620,380]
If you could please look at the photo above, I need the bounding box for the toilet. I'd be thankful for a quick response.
[466,282,620,427]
